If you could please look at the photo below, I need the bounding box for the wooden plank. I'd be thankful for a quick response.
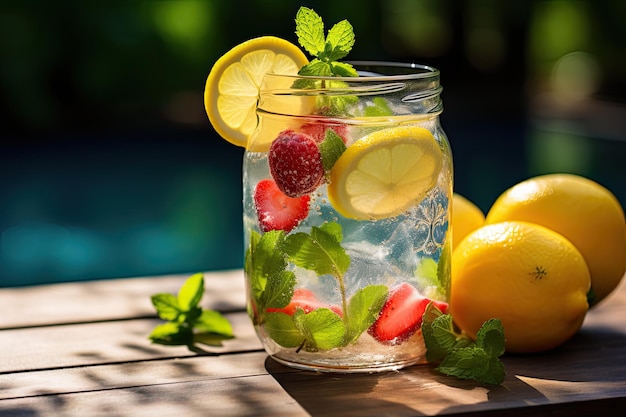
[0,275,624,374]
[1,346,625,417]
[1,274,625,416]
[0,366,309,417]
[266,353,626,416]
[0,296,626,417]
[0,269,246,328]
[0,312,261,373]
[0,351,279,400]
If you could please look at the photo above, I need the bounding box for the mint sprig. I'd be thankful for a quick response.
[149,273,234,350]
[293,7,360,116]
[295,7,358,78]
[422,303,506,385]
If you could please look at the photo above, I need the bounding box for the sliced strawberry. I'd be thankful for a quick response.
[368,283,449,345]
[301,120,349,144]
[254,179,310,233]
[268,130,325,197]
[267,288,342,316]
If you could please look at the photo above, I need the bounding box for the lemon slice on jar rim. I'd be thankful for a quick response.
[328,126,443,220]
[204,36,308,150]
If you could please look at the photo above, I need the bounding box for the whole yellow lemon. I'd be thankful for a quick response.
[452,193,485,250]
[451,221,591,353]
[485,173,626,306]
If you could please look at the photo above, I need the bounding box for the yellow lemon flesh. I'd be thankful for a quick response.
[328,126,443,220]
[204,36,308,149]
[485,173,626,306]
[452,193,485,250]
[451,221,590,354]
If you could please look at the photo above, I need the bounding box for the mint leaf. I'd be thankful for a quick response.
[194,309,234,337]
[363,97,393,117]
[284,223,350,277]
[295,7,325,56]
[184,306,202,325]
[148,322,188,345]
[244,229,298,325]
[423,310,460,362]
[148,273,234,351]
[437,346,500,385]
[323,19,355,61]
[319,129,347,171]
[266,312,304,348]
[344,285,388,344]
[178,273,204,312]
[294,308,346,351]
[245,230,287,300]
[438,347,505,385]
[422,304,505,384]
[415,258,439,289]
[475,318,505,357]
[151,293,181,321]
[298,59,333,76]
[295,7,357,78]
[260,269,296,310]
[437,242,452,300]
[329,61,358,77]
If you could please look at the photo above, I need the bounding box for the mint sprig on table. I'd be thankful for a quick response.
[149,273,234,350]
[422,303,506,385]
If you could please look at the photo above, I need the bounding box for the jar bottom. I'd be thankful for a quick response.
[269,354,427,374]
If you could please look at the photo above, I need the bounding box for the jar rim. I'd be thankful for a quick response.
[264,61,440,82]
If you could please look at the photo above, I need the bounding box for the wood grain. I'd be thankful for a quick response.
[0,312,260,373]
[1,271,625,417]
[0,269,246,328]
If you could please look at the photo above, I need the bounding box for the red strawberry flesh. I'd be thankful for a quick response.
[253,179,310,233]
[368,283,449,345]
[268,130,324,197]
[301,120,349,144]
[267,288,342,316]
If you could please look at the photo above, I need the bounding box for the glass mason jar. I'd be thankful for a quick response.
[242,62,452,373]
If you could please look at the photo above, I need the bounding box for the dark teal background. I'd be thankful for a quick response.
[2,0,625,286]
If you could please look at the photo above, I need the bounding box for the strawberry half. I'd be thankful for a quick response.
[368,283,449,345]
[253,179,310,233]
[267,288,342,316]
[268,130,325,197]
[301,120,349,144]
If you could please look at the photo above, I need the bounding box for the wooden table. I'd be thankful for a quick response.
[1,269,625,416]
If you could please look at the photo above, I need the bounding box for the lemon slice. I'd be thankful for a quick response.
[328,126,443,220]
[204,36,308,148]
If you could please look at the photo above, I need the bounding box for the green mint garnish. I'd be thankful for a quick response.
[245,230,295,321]
[414,244,450,301]
[422,303,506,385]
[415,258,439,288]
[284,222,351,321]
[284,222,350,278]
[363,97,394,117]
[344,285,388,344]
[294,308,346,351]
[293,7,360,116]
[295,7,358,78]
[149,273,234,350]
[319,128,347,172]
[265,311,303,348]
